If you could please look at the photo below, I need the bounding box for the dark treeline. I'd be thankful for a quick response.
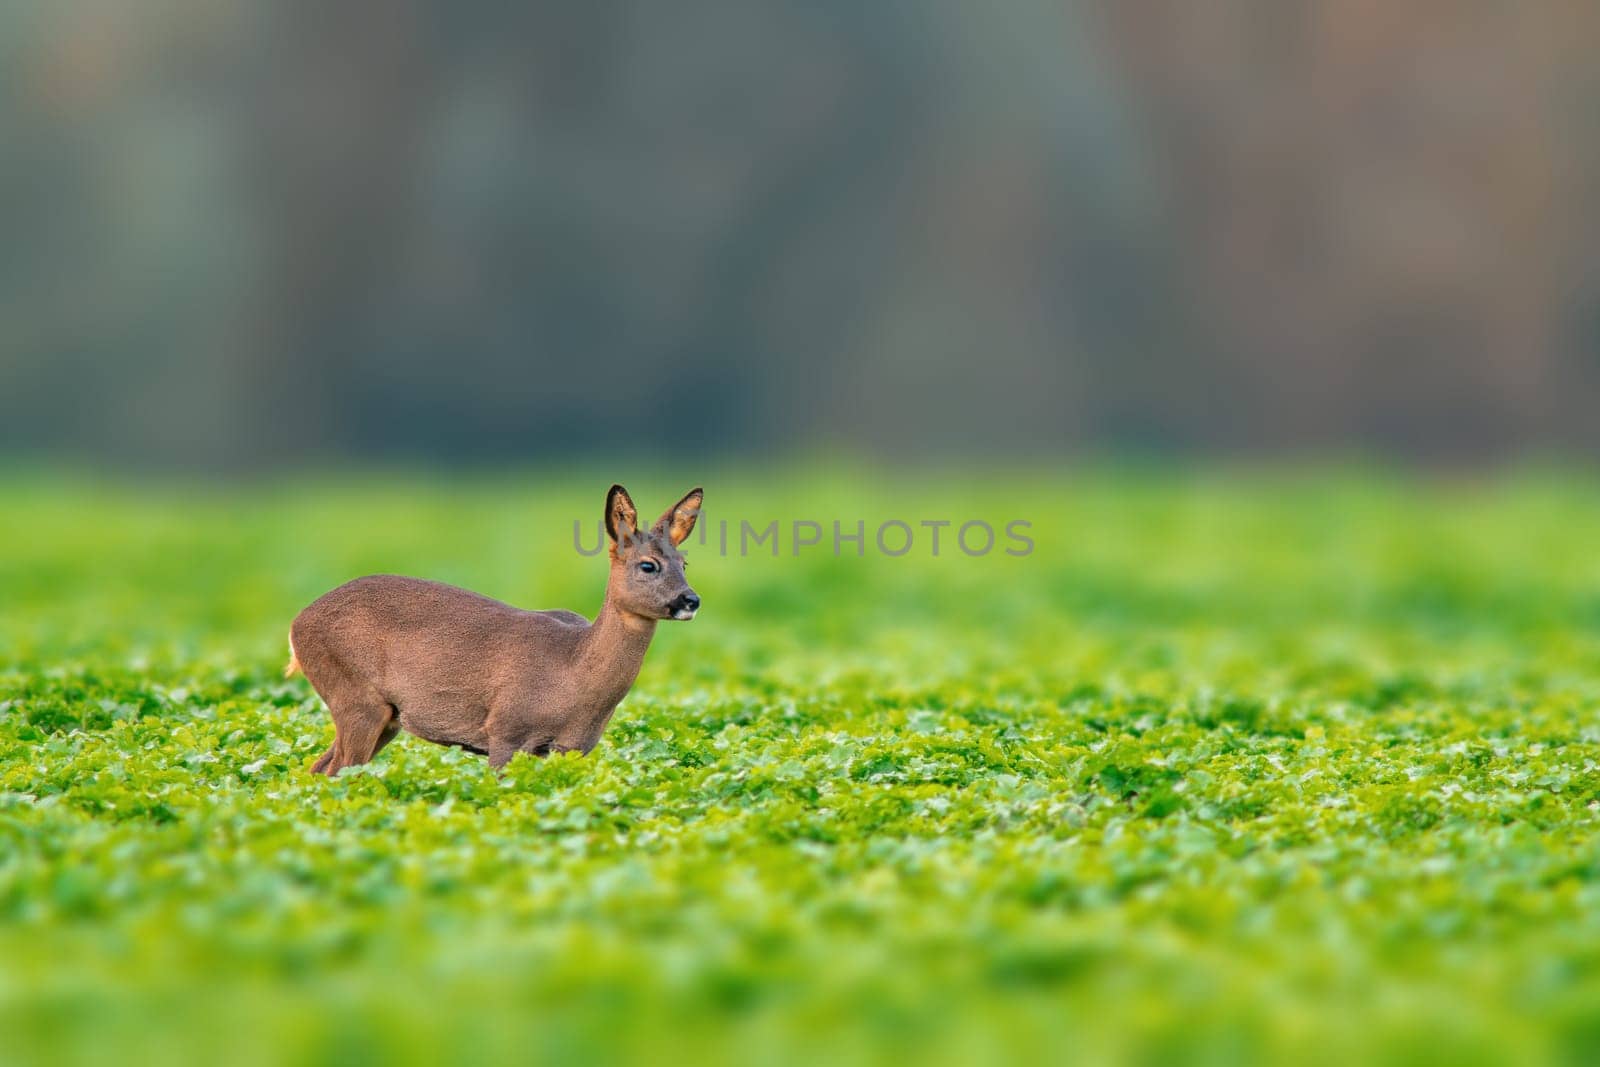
[3,1,1597,467]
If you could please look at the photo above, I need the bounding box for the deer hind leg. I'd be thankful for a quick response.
[313,695,399,776]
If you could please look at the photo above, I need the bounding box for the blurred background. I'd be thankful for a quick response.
[4,0,1598,471]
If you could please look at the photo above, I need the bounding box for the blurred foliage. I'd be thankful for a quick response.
[4,466,1600,1065]
[4,3,1598,465]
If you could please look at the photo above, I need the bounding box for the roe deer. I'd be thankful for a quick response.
[286,485,701,775]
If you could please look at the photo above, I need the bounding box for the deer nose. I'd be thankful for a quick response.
[680,593,700,613]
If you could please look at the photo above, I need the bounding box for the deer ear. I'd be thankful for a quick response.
[605,484,639,545]
[654,487,703,546]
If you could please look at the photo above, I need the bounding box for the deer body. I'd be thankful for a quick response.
[288,486,701,775]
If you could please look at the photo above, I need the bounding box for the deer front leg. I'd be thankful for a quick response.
[485,697,571,770]
[487,739,518,771]
[486,731,556,770]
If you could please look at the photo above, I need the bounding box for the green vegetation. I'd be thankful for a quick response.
[4,468,1600,1066]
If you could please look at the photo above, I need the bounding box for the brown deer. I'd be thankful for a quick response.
[285,485,701,775]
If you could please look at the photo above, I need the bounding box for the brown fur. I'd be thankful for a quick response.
[288,485,701,776]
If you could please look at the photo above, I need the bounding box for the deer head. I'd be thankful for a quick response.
[604,485,702,621]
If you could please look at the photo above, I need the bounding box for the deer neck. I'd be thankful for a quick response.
[576,596,657,706]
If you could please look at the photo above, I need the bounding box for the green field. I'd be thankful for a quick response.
[4,467,1600,1066]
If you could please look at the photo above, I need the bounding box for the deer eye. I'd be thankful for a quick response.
[638,560,659,574]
